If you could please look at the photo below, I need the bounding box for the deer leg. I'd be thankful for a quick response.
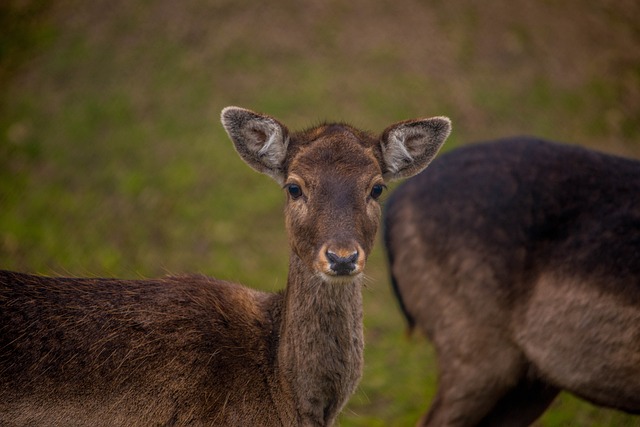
[476,377,559,427]
[416,335,528,427]
[418,366,558,427]
[417,375,510,427]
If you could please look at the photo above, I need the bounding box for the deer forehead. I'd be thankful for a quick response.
[286,128,383,187]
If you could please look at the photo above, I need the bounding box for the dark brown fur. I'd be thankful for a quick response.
[0,107,450,426]
[0,272,281,426]
[384,137,640,426]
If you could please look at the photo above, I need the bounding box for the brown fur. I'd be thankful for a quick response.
[0,107,450,426]
[383,137,640,426]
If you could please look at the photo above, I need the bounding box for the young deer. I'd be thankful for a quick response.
[0,107,451,426]
[384,137,640,426]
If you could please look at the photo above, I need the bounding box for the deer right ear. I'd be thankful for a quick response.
[380,116,451,181]
[221,106,290,184]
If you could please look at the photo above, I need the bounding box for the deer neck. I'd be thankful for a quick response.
[277,253,364,425]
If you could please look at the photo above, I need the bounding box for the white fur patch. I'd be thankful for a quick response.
[256,119,288,169]
[383,127,415,175]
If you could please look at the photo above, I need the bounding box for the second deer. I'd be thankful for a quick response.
[384,137,640,426]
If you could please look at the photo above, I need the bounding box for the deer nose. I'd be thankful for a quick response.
[326,250,359,276]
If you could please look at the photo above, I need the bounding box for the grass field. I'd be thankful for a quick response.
[1,0,639,425]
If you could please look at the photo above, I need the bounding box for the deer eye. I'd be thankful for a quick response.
[286,183,303,200]
[370,184,385,200]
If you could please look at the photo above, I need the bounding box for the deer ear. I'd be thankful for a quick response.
[380,116,451,181]
[221,106,290,184]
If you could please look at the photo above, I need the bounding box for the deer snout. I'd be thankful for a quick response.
[316,242,365,281]
[326,250,359,275]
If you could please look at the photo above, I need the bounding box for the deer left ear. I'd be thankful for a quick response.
[221,106,290,185]
[380,116,451,181]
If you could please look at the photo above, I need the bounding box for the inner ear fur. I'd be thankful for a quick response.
[221,106,290,184]
[380,116,451,180]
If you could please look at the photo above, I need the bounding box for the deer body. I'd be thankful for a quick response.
[0,107,451,426]
[1,272,283,426]
[383,137,640,426]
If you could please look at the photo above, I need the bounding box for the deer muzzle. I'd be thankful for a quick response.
[326,250,359,275]
[315,242,365,282]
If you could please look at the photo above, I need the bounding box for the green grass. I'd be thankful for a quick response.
[1,1,639,425]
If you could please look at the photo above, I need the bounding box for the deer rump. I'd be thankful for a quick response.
[383,137,640,426]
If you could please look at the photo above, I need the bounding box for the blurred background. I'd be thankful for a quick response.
[1,0,639,425]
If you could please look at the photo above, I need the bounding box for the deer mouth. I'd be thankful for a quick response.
[319,270,364,286]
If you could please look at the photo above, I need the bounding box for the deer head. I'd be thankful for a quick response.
[221,107,451,285]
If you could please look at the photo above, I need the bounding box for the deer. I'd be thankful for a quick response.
[0,106,451,426]
[383,136,640,426]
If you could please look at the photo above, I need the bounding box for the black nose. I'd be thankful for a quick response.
[326,250,358,275]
